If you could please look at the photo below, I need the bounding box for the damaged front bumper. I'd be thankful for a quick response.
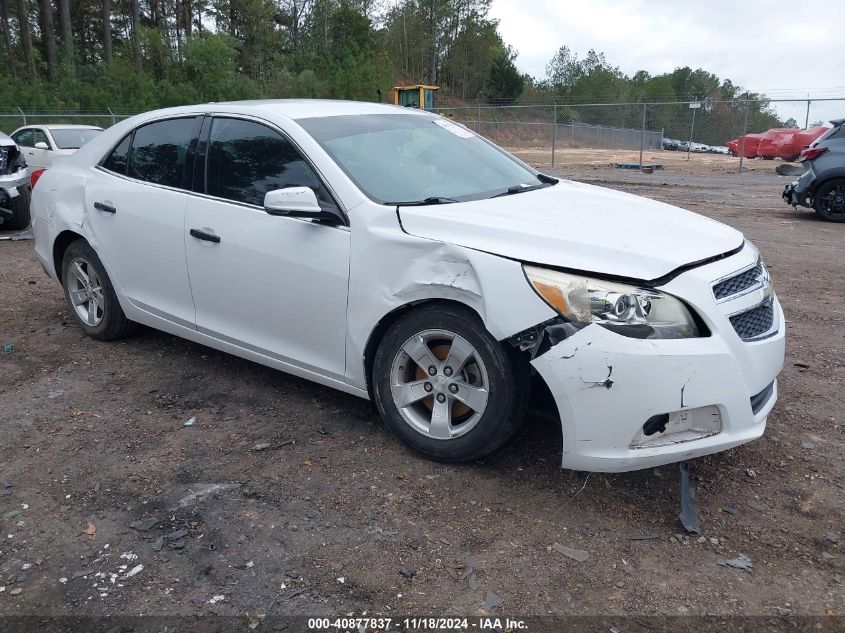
[524,247,785,473]
[0,169,30,222]
[782,167,815,208]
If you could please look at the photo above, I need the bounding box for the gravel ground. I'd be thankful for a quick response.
[0,168,842,624]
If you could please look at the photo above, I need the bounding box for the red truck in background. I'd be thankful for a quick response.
[727,127,828,161]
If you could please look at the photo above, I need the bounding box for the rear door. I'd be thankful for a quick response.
[83,116,201,328]
[184,116,350,378]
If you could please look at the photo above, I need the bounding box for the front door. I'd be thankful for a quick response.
[184,116,350,378]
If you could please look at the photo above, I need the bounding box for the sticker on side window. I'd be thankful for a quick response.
[432,118,475,139]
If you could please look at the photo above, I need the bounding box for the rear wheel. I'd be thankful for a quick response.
[61,240,135,340]
[814,178,845,222]
[372,304,529,462]
[3,186,31,230]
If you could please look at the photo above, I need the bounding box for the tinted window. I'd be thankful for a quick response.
[102,134,131,175]
[128,118,195,189]
[206,118,327,207]
[12,129,33,147]
[32,129,50,147]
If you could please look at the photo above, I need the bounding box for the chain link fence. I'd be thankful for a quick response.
[434,98,845,174]
[0,109,137,134]
[1,98,843,175]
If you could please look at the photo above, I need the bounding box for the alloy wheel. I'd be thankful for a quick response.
[66,257,105,327]
[389,329,489,440]
[819,182,845,219]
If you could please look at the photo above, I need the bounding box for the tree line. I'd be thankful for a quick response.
[0,0,791,140]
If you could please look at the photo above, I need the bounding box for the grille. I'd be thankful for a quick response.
[730,301,774,340]
[713,261,762,300]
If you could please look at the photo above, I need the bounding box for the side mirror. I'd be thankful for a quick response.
[34,141,49,150]
[264,187,323,218]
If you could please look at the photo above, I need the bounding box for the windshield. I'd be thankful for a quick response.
[50,128,102,149]
[298,114,546,204]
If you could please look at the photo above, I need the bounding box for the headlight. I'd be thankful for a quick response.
[523,266,700,339]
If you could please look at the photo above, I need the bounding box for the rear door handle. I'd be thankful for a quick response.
[189,228,221,243]
[94,201,116,214]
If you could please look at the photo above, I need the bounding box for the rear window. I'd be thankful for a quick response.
[814,125,842,145]
[50,128,102,149]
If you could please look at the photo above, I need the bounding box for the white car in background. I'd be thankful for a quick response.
[30,100,785,472]
[11,124,103,170]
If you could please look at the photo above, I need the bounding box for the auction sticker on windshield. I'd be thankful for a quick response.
[433,118,475,138]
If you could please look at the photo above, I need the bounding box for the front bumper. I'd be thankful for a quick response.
[0,169,29,224]
[0,169,30,197]
[530,245,785,472]
[782,167,815,207]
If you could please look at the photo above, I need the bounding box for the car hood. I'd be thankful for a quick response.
[397,180,744,281]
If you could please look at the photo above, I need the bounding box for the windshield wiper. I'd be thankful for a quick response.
[491,182,553,198]
[390,196,459,206]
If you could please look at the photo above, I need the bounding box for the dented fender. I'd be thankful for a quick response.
[344,204,555,389]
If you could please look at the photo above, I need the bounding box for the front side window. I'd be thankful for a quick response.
[298,113,546,204]
[32,129,50,148]
[205,117,330,208]
[127,118,195,189]
[12,129,33,148]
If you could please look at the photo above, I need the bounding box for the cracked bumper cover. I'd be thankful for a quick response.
[782,167,815,207]
[527,250,785,473]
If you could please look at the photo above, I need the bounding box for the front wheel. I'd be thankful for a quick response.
[371,304,529,463]
[814,178,845,222]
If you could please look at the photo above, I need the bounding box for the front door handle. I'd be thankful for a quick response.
[190,228,221,243]
[94,201,116,214]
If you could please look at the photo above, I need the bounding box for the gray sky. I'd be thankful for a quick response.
[490,0,845,108]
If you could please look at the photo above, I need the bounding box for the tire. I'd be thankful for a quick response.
[762,156,774,160]
[783,155,799,163]
[813,178,845,222]
[3,185,31,230]
[371,303,529,463]
[61,240,135,340]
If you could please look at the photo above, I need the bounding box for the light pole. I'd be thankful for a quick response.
[687,100,701,160]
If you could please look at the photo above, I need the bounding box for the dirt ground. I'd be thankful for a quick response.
[0,165,843,626]
[508,146,785,175]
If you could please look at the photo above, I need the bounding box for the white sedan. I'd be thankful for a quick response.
[30,100,785,472]
[11,124,103,170]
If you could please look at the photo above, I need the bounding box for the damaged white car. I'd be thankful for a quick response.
[30,100,785,472]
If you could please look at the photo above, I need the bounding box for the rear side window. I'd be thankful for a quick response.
[205,118,325,207]
[102,135,131,175]
[127,118,195,189]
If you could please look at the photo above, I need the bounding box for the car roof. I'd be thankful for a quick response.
[36,124,104,130]
[205,99,432,120]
